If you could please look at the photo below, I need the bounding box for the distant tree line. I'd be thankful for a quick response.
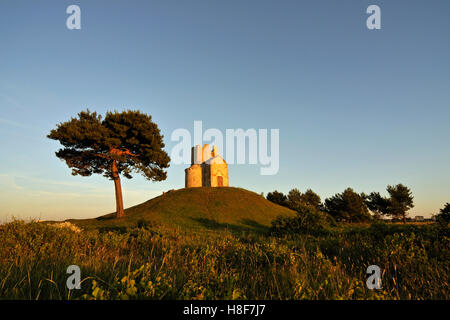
[267,184,417,223]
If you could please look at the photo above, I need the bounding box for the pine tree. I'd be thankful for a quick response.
[386,184,414,223]
[48,110,170,218]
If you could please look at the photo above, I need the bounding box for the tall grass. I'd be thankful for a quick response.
[0,220,448,300]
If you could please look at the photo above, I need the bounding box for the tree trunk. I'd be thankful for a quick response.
[112,160,124,218]
[400,212,406,224]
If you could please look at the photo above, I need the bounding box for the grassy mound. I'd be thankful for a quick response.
[69,187,296,233]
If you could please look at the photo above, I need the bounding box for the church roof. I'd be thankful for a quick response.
[205,155,227,165]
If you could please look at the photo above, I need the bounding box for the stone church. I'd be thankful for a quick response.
[185,144,229,188]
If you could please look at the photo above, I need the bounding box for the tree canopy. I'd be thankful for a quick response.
[436,202,450,224]
[287,188,321,210]
[363,184,414,222]
[386,184,414,223]
[324,188,371,222]
[364,192,390,217]
[48,110,170,218]
[266,190,288,207]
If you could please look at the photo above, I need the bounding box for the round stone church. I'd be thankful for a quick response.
[185,144,229,188]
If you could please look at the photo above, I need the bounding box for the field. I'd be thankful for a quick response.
[0,188,448,300]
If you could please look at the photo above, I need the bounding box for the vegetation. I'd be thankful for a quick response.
[268,184,415,224]
[69,187,295,232]
[436,202,450,225]
[324,188,371,222]
[267,188,322,211]
[364,184,414,222]
[0,218,447,300]
[287,189,322,211]
[385,184,415,223]
[1,186,445,300]
[48,110,170,218]
[364,192,390,219]
[266,190,288,207]
[271,203,335,236]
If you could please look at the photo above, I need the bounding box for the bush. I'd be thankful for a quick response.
[271,204,335,236]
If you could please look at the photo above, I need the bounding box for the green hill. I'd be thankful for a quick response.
[69,187,295,233]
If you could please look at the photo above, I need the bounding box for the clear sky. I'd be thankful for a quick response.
[1,0,449,221]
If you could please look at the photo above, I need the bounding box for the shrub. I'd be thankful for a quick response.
[271,204,335,236]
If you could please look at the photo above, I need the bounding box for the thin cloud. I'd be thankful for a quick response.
[0,92,27,111]
[0,117,30,129]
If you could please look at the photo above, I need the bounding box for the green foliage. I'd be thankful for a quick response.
[440,203,450,215]
[266,190,288,207]
[0,220,448,300]
[364,192,390,217]
[267,188,322,211]
[271,204,335,236]
[287,188,321,210]
[286,189,302,206]
[434,202,450,229]
[324,188,371,222]
[48,109,170,181]
[48,109,171,218]
[363,184,414,222]
[436,202,450,225]
[386,184,414,222]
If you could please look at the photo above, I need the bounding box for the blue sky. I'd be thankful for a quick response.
[0,0,449,221]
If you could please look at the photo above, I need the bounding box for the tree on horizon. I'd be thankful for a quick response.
[287,188,321,210]
[48,109,170,218]
[436,202,450,224]
[364,191,390,219]
[266,190,288,207]
[386,184,414,223]
[363,184,414,223]
[324,188,371,222]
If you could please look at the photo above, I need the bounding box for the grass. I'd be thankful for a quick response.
[67,187,296,233]
[1,188,448,300]
[0,218,448,300]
